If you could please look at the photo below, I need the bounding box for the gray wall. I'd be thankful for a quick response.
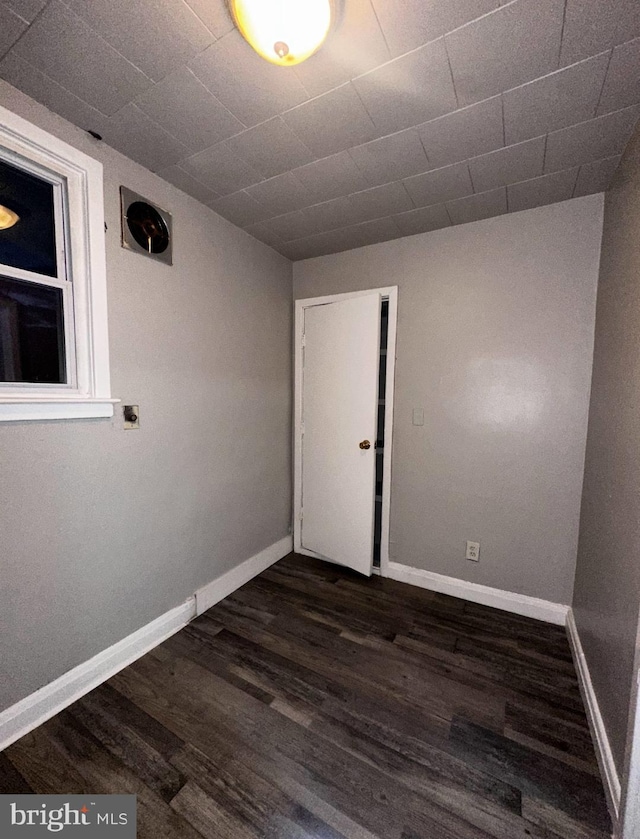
[294,197,603,605]
[0,82,293,713]
[573,125,640,774]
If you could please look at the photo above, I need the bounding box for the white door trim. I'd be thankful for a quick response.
[617,617,640,839]
[294,287,398,575]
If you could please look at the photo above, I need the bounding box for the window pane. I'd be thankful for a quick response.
[0,157,58,277]
[0,275,66,383]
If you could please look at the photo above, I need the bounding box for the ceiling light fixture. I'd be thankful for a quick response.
[230,0,334,66]
[0,204,19,230]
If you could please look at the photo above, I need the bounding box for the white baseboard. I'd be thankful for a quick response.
[0,534,293,753]
[195,535,292,616]
[386,562,569,625]
[0,598,195,753]
[566,608,621,823]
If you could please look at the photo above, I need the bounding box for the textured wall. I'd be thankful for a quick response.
[0,81,293,712]
[573,124,640,773]
[294,196,603,605]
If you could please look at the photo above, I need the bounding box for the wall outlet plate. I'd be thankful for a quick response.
[123,405,140,429]
[466,540,480,561]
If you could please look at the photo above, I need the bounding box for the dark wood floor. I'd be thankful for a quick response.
[0,553,611,839]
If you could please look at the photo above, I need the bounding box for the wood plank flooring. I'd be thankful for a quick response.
[0,553,612,839]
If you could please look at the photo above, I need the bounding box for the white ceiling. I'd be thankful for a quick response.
[1,0,639,260]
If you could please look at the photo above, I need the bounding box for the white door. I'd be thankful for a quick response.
[300,293,381,575]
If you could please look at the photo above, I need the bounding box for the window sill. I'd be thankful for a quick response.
[0,397,120,422]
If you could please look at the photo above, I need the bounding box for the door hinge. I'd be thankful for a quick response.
[301,420,305,436]
[299,510,303,520]
[301,333,306,347]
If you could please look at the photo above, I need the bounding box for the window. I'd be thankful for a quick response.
[0,105,115,421]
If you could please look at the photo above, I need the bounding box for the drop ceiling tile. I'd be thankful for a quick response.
[352,39,458,134]
[12,1,152,116]
[246,172,314,215]
[0,18,24,60]
[292,0,390,97]
[446,0,566,106]
[560,0,640,66]
[320,216,402,251]
[349,129,430,187]
[101,105,191,171]
[134,67,244,153]
[503,54,609,145]
[277,239,329,261]
[230,118,316,179]
[2,0,45,23]
[181,142,263,195]
[244,221,285,250]
[573,155,622,197]
[446,187,507,224]
[393,203,452,236]
[597,39,640,116]
[348,217,404,246]
[292,150,370,202]
[282,83,378,157]
[263,210,318,242]
[417,96,503,169]
[190,30,309,127]
[544,106,640,173]
[183,0,234,39]
[209,190,273,227]
[348,182,414,222]
[286,234,349,259]
[157,164,220,204]
[301,197,362,234]
[507,169,578,212]
[370,0,499,58]
[0,52,110,135]
[281,216,404,261]
[403,161,473,207]
[469,136,545,191]
[64,0,214,82]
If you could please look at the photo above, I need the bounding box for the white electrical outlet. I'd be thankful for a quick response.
[466,540,480,561]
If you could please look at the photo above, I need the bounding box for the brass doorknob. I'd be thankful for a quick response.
[359,440,371,450]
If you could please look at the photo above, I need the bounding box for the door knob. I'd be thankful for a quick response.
[359,439,371,450]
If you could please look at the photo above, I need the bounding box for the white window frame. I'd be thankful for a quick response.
[0,105,116,422]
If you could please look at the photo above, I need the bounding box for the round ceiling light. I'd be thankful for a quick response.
[230,0,334,66]
[0,204,19,230]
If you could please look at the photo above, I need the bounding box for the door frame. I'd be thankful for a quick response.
[617,615,640,838]
[294,286,398,576]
